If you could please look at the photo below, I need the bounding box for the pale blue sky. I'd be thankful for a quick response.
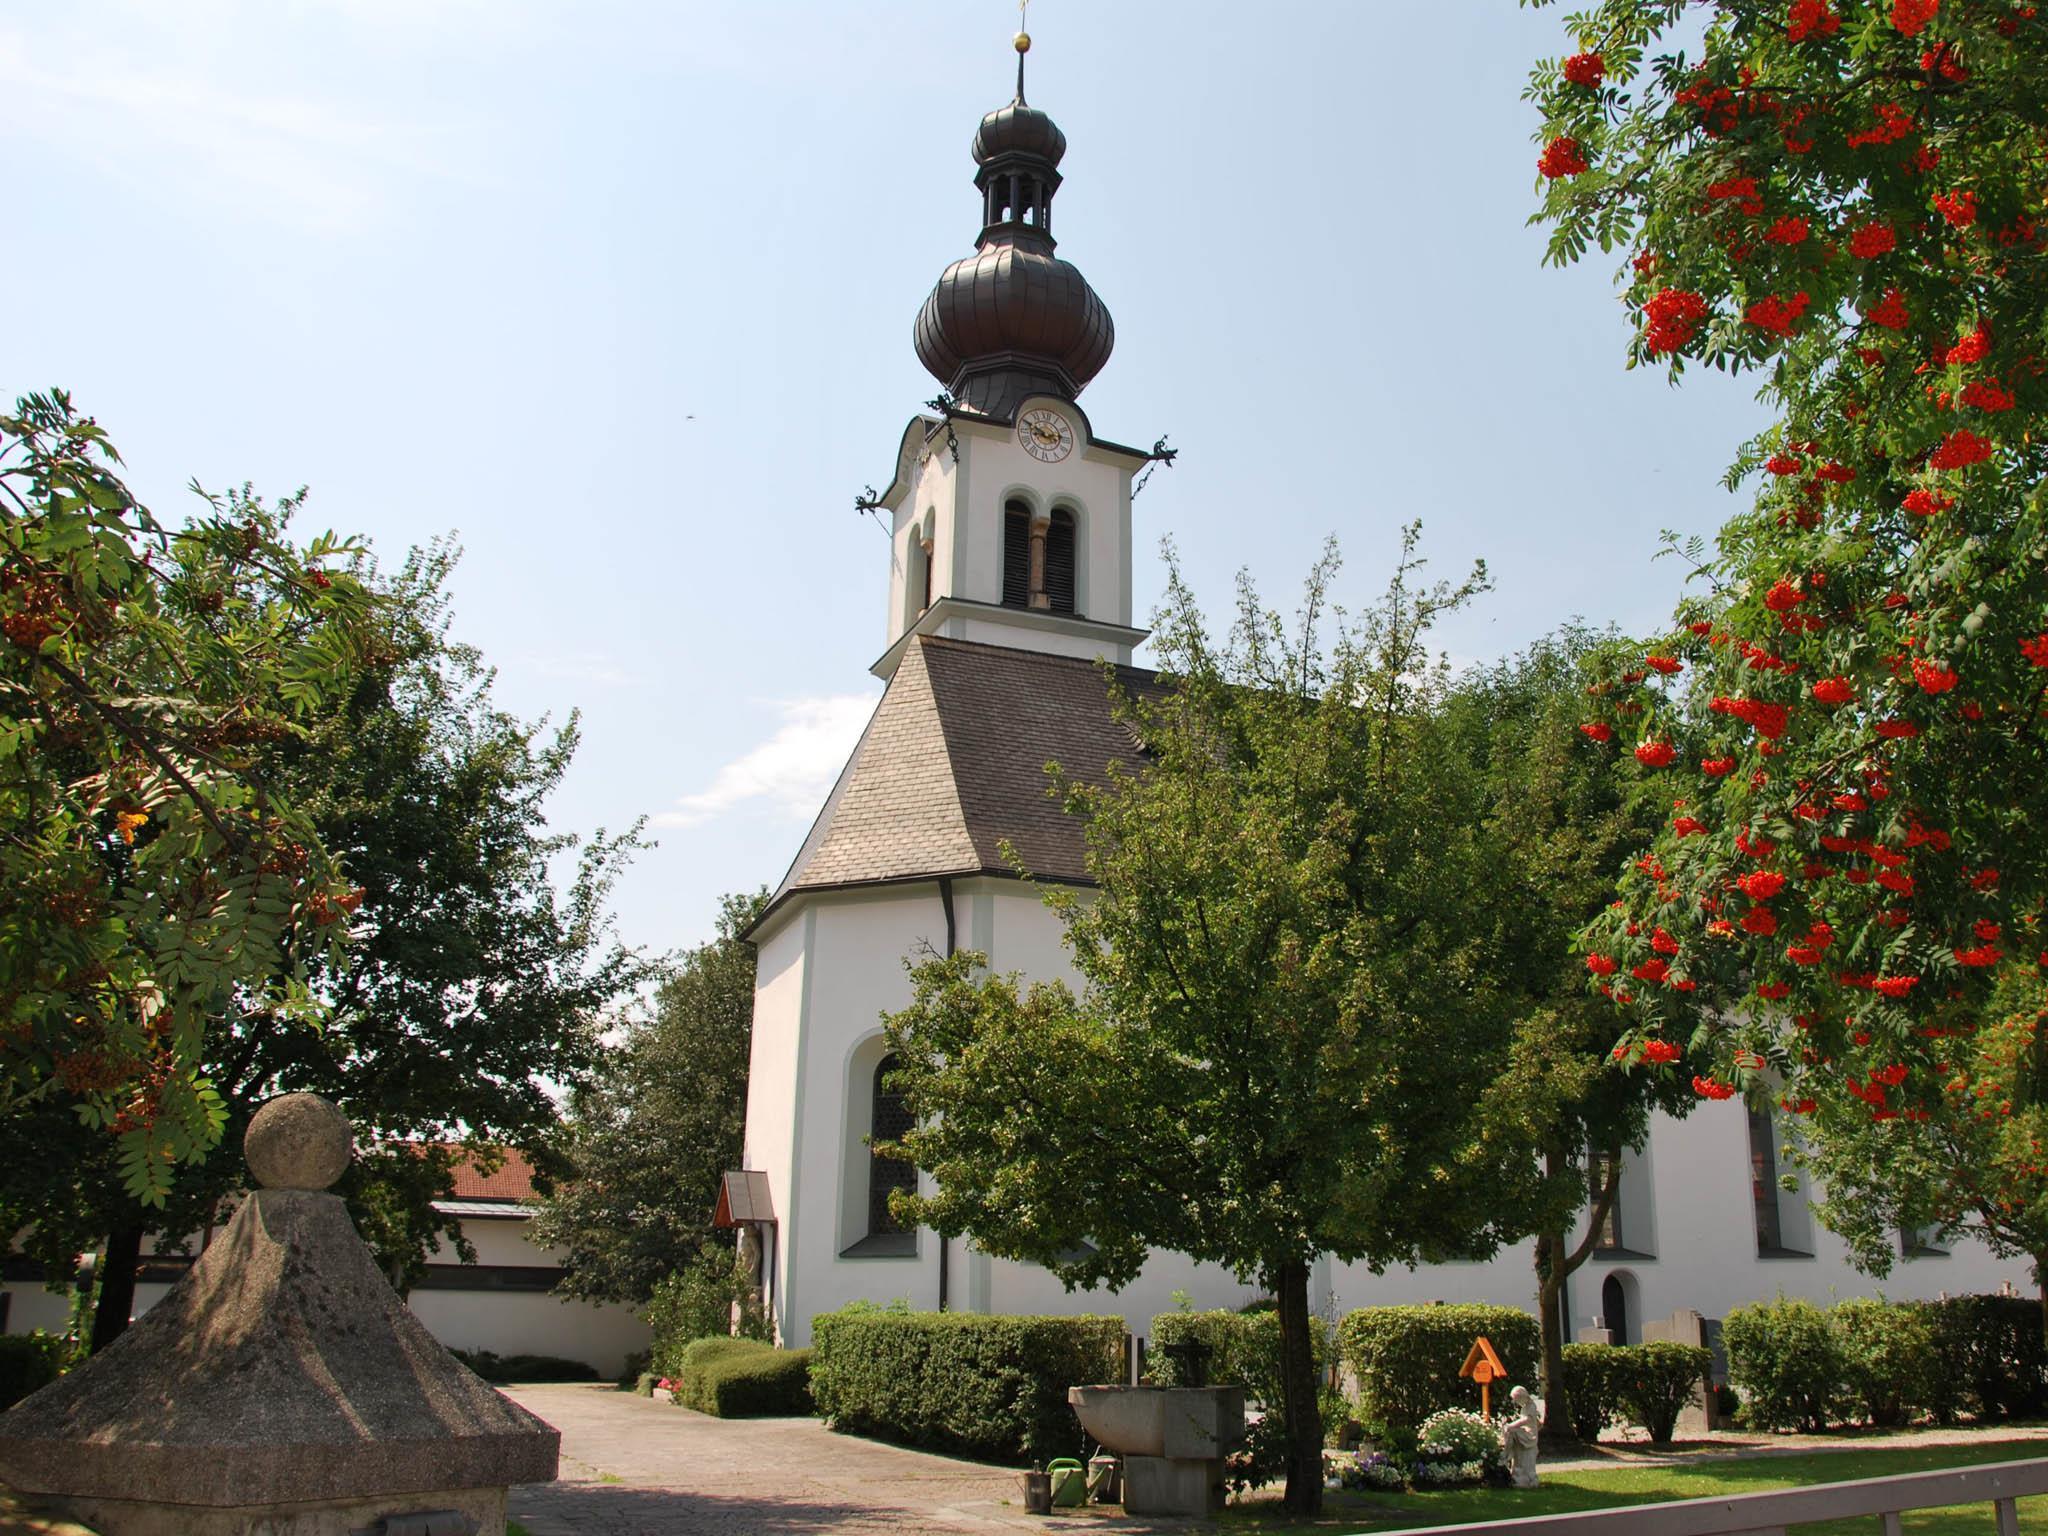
[6,2,1765,956]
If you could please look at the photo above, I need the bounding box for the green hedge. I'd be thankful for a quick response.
[0,1333,63,1411]
[1560,1342,1623,1441]
[672,1337,772,1406]
[1919,1295,2048,1420]
[1835,1298,1935,1428]
[810,1306,1123,1465]
[679,1344,815,1417]
[1724,1297,1844,1432]
[448,1349,599,1384]
[1560,1342,1710,1443]
[1150,1307,1331,1405]
[1614,1342,1713,1444]
[1339,1305,1539,1432]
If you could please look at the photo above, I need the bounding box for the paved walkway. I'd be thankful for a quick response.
[505,1384,1184,1535]
[504,1383,2048,1534]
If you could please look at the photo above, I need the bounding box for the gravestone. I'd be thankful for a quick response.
[0,1094,559,1534]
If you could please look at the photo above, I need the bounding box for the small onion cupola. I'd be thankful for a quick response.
[913,30,1114,420]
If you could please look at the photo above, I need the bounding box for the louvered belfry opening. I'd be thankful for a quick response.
[1001,501,1032,608]
[1044,508,1076,613]
[869,1053,917,1236]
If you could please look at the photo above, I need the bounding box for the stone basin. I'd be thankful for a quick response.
[1068,1385,1244,1459]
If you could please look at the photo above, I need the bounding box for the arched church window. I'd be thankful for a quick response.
[868,1053,916,1236]
[917,529,935,613]
[1044,508,1077,614]
[1001,500,1032,609]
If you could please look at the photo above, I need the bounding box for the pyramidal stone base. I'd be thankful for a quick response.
[0,1095,558,1536]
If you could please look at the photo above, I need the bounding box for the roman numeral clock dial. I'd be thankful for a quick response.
[1018,407,1075,463]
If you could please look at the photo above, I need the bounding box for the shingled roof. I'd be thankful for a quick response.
[762,635,1160,923]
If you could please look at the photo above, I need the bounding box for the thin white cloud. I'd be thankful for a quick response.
[0,21,481,233]
[654,695,875,830]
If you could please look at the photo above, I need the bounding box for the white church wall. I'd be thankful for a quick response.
[777,887,953,1342]
[745,904,811,1332]
[757,874,2036,1354]
[889,442,958,647]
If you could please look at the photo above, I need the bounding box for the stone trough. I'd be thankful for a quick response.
[1068,1384,1244,1516]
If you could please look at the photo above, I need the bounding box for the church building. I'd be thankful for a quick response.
[734,39,2027,1350]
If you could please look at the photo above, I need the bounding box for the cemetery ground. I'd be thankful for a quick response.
[499,1382,2048,1536]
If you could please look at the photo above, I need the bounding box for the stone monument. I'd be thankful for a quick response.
[0,1093,559,1535]
[1499,1385,1544,1489]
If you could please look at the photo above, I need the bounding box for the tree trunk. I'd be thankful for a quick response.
[89,1225,143,1355]
[1275,1257,1324,1516]
[1535,1229,1574,1449]
[1533,1139,1624,1448]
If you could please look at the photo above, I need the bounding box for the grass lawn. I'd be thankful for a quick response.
[1212,1439,2048,1535]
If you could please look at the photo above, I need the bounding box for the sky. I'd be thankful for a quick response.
[5,1,1771,958]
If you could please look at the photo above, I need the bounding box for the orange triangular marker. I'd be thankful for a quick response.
[1459,1336,1506,1381]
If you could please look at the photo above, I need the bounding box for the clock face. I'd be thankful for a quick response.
[1018,408,1075,463]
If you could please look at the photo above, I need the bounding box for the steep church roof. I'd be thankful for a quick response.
[761,635,1160,925]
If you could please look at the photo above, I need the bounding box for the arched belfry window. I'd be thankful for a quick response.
[1044,508,1076,614]
[1001,500,1032,609]
[868,1053,916,1237]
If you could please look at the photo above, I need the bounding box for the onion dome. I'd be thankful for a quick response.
[914,40,1113,420]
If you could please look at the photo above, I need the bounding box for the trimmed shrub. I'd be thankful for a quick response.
[1919,1294,2048,1420]
[1152,1307,1334,1491]
[684,1347,815,1417]
[1833,1298,1935,1428]
[448,1349,599,1384]
[1614,1342,1713,1444]
[1723,1296,1844,1432]
[1559,1342,1624,1442]
[672,1336,771,1406]
[0,1333,64,1411]
[810,1307,1123,1465]
[1339,1304,1539,1432]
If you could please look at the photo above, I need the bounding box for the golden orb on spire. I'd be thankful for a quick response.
[1015,31,1030,52]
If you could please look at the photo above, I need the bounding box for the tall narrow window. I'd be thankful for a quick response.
[1044,508,1077,614]
[868,1054,916,1237]
[1748,1106,1785,1253]
[1001,501,1032,608]
[918,535,935,612]
[1589,1146,1623,1251]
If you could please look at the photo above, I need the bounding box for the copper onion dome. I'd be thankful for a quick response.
[914,52,1113,420]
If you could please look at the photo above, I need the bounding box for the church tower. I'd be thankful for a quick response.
[869,32,1152,680]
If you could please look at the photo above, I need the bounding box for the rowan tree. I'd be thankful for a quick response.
[1527,1,2048,1309]
[0,391,375,1205]
[0,532,651,1344]
[884,533,1541,1516]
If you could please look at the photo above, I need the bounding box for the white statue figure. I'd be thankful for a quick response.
[1500,1384,1545,1489]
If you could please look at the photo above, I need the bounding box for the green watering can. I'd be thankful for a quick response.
[1047,1458,1088,1507]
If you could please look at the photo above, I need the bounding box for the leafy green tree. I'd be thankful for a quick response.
[1528,3,2048,1314]
[0,391,377,1204]
[532,890,766,1306]
[0,534,652,1344]
[884,533,1544,1516]
[1444,633,1694,1442]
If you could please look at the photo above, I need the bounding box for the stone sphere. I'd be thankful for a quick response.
[244,1093,353,1190]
